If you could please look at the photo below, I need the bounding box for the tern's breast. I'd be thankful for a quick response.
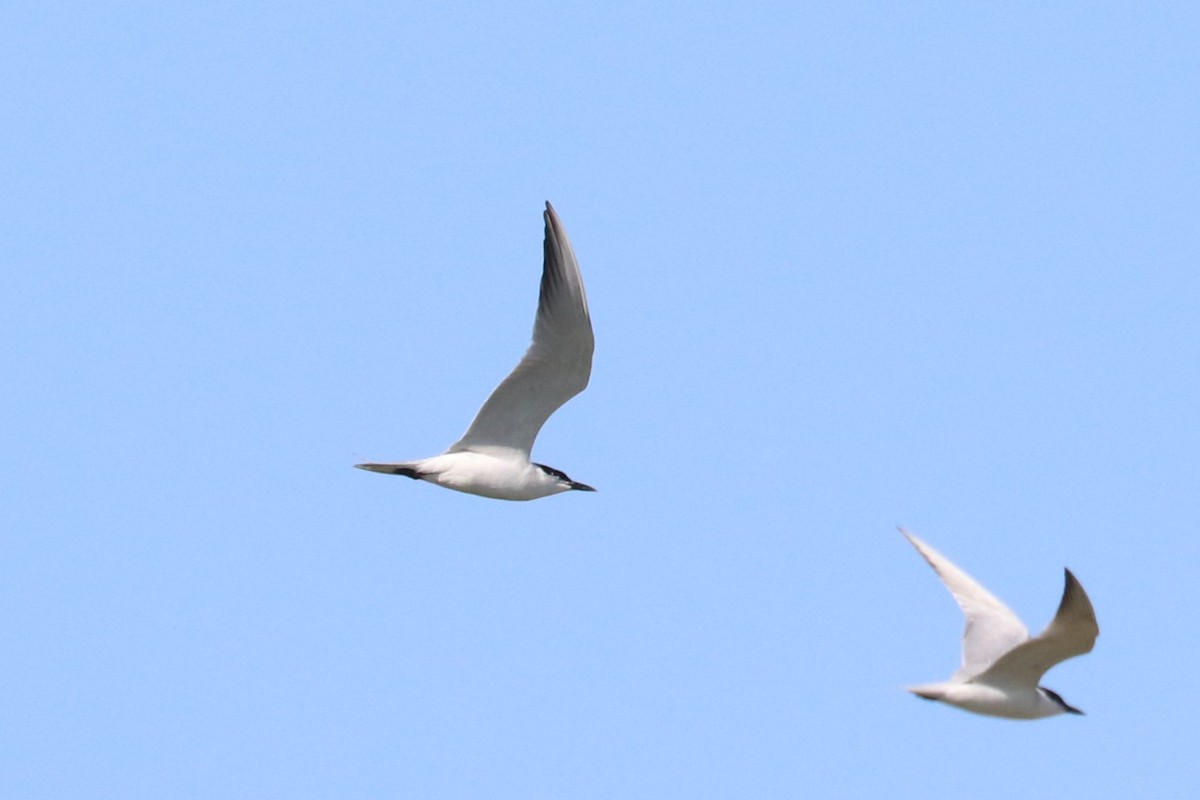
[423,451,565,501]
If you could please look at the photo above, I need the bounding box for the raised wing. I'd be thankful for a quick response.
[449,202,594,457]
[901,529,1030,681]
[973,568,1099,689]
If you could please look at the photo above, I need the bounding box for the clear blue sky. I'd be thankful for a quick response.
[4,2,1199,797]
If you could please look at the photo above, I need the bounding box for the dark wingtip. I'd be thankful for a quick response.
[1057,567,1094,617]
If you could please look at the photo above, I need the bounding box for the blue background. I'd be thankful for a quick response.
[4,2,1198,797]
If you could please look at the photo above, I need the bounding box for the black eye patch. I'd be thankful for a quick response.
[533,463,571,482]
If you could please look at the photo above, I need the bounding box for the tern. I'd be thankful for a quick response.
[356,202,596,501]
[900,528,1099,720]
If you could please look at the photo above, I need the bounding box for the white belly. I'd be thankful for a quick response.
[418,451,566,501]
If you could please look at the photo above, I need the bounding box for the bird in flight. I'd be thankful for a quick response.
[900,528,1099,719]
[356,202,596,501]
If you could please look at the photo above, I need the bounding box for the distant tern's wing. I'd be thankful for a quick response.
[901,529,1030,681]
[973,569,1099,688]
[449,202,594,457]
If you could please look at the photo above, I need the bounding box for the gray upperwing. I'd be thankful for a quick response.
[449,202,594,456]
[973,568,1099,688]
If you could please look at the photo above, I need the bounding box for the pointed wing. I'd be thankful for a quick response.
[901,529,1030,681]
[973,568,1099,689]
[449,202,594,457]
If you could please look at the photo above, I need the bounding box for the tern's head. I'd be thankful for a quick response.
[533,463,596,493]
[1040,687,1084,716]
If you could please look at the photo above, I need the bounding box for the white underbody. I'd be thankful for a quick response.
[907,681,1065,720]
[404,450,572,501]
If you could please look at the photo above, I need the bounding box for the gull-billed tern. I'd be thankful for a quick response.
[356,202,595,501]
[901,528,1099,720]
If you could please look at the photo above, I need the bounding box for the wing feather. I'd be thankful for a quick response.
[449,202,593,456]
[973,568,1099,688]
[902,529,1030,681]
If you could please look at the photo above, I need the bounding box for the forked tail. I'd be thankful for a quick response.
[354,463,425,479]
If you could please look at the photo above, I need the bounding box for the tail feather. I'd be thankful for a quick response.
[355,463,425,479]
[906,684,946,702]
